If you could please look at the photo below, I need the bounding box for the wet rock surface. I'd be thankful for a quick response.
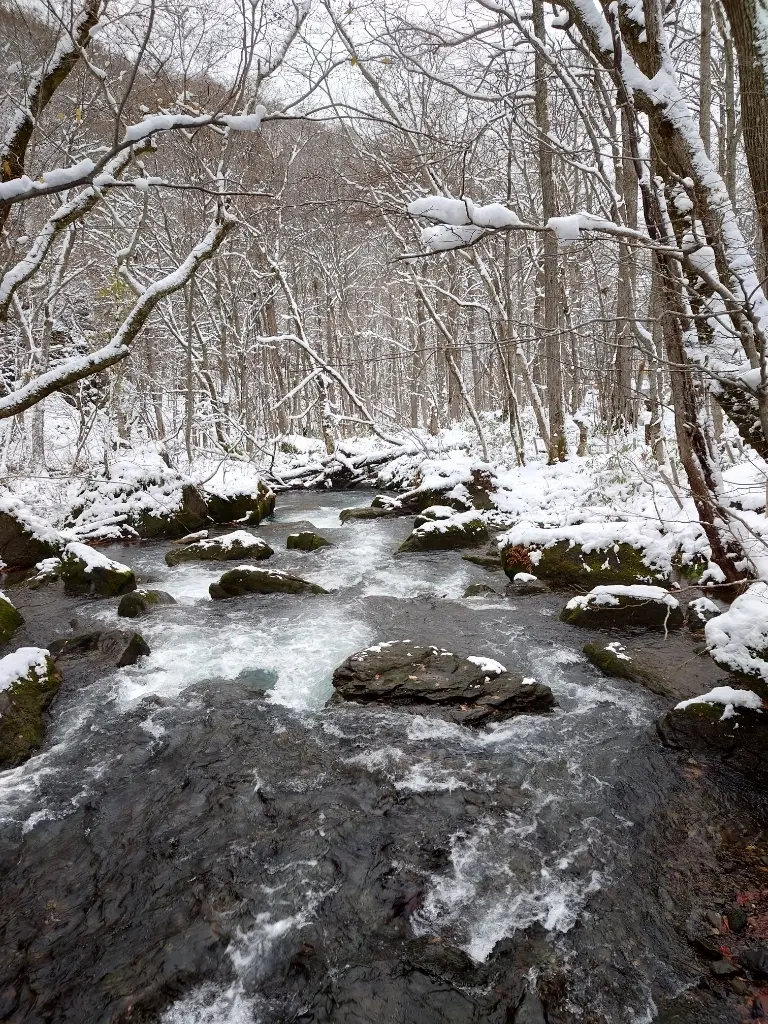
[117,589,177,618]
[0,650,60,769]
[287,531,332,551]
[209,566,329,599]
[331,641,556,725]
[560,587,684,629]
[49,629,151,669]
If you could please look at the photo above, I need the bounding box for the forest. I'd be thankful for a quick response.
[3,0,768,1022]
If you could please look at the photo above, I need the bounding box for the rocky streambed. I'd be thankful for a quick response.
[1,491,767,1023]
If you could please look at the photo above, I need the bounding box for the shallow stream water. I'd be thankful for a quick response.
[0,492,744,1023]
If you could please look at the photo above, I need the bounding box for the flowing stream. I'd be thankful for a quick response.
[0,492,732,1023]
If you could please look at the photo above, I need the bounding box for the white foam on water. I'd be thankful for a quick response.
[395,763,469,793]
[115,601,373,710]
[361,563,471,600]
[275,504,347,529]
[159,982,260,1024]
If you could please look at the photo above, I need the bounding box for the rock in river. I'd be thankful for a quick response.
[165,530,273,566]
[397,511,489,553]
[286,531,332,551]
[0,647,61,768]
[59,542,137,598]
[331,641,556,726]
[209,566,329,599]
[117,589,177,618]
[49,629,151,668]
[560,586,683,629]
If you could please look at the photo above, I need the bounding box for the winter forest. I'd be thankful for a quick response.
[5,0,768,1021]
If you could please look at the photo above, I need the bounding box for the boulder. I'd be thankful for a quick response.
[0,593,23,645]
[331,641,556,726]
[397,512,489,554]
[501,538,669,588]
[340,506,396,523]
[583,641,675,698]
[59,543,137,598]
[0,496,60,569]
[657,686,768,786]
[21,557,62,589]
[413,505,457,528]
[49,629,151,668]
[286,531,332,551]
[687,596,721,631]
[209,566,329,600]
[704,582,768,678]
[66,462,210,541]
[0,647,61,768]
[507,573,549,596]
[137,484,209,539]
[170,530,209,545]
[203,479,275,526]
[117,589,177,619]
[560,586,684,629]
[165,530,273,567]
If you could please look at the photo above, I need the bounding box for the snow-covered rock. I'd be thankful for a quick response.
[0,647,60,768]
[164,530,273,567]
[705,583,768,679]
[560,585,683,629]
[60,542,137,597]
[202,476,275,526]
[66,458,208,540]
[0,494,62,569]
[397,511,489,553]
[687,596,721,631]
[501,521,670,588]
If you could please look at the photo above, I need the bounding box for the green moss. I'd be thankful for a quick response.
[561,594,683,629]
[0,655,61,768]
[510,540,669,587]
[165,537,273,567]
[0,596,23,645]
[60,554,136,598]
[582,642,673,698]
[340,506,395,523]
[209,567,329,599]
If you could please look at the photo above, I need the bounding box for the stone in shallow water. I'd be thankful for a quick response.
[0,647,60,768]
[59,543,136,598]
[117,589,177,618]
[560,586,684,629]
[0,593,23,644]
[49,629,151,668]
[331,640,556,726]
[209,566,328,599]
[287,531,332,551]
[165,530,273,566]
[397,512,489,553]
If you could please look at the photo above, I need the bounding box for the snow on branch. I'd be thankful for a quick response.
[0,210,237,420]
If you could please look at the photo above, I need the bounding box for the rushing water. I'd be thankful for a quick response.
[0,492,734,1023]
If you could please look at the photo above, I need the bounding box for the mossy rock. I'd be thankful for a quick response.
[136,484,209,539]
[287,532,332,551]
[397,516,488,554]
[583,642,674,698]
[0,511,59,570]
[204,482,276,526]
[340,506,396,523]
[0,650,61,769]
[165,533,273,567]
[398,488,470,515]
[117,589,177,619]
[561,591,683,629]
[209,567,329,600]
[0,594,23,645]
[59,548,137,598]
[503,540,669,587]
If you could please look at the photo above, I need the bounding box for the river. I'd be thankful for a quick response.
[0,491,749,1023]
